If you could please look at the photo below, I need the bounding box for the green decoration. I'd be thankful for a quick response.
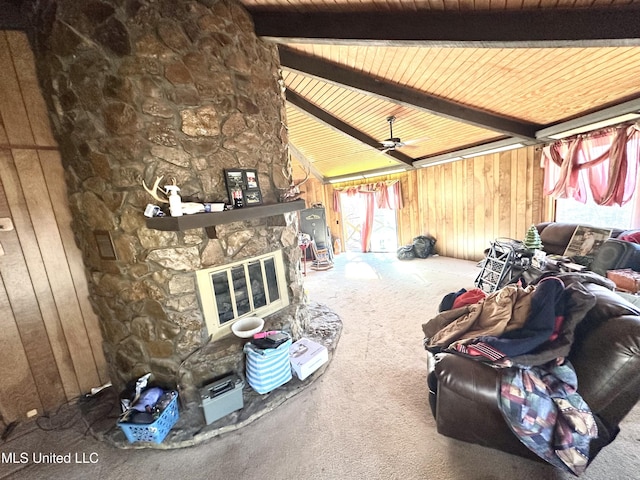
[523,224,543,251]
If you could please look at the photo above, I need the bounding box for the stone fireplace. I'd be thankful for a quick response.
[26,0,310,405]
[196,249,290,339]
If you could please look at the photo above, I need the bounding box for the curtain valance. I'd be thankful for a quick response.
[541,123,640,206]
[332,180,403,213]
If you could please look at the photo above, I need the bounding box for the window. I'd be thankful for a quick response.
[555,197,635,229]
[555,190,639,229]
[196,250,289,339]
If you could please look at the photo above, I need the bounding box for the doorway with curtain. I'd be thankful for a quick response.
[338,185,400,253]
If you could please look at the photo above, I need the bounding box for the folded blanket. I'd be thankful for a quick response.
[499,361,598,476]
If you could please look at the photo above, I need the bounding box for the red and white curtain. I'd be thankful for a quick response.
[542,123,640,206]
[332,180,403,252]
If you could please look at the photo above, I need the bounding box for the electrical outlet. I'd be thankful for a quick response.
[0,218,14,231]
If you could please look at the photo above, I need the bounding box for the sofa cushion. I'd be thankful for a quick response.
[537,222,624,255]
[584,283,640,320]
[538,223,580,255]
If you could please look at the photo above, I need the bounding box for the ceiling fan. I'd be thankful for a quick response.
[378,116,427,153]
[328,116,429,160]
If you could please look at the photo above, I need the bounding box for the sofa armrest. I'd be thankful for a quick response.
[431,353,541,460]
[570,314,640,427]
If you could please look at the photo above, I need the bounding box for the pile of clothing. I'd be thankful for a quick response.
[422,273,610,475]
[119,373,177,424]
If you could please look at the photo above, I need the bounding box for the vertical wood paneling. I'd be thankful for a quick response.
[516,148,529,238]
[468,159,478,258]
[299,145,549,261]
[6,33,57,147]
[41,150,108,384]
[13,151,100,394]
[473,157,486,255]
[0,34,34,146]
[420,146,547,259]
[443,164,453,255]
[426,167,438,243]
[0,174,45,420]
[0,31,108,421]
[0,178,67,412]
[498,152,511,236]
[0,155,78,402]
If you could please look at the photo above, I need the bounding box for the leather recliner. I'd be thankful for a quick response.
[426,282,640,465]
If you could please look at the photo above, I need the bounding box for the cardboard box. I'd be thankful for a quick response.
[607,269,640,293]
[289,338,328,380]
[200,374,244,425]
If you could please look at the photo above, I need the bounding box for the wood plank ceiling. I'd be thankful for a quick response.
[240,0,640,181]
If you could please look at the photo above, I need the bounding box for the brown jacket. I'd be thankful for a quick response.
[422,284,535,348]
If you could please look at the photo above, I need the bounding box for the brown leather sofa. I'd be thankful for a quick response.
[535,222,625,256]
[426,280,640,466]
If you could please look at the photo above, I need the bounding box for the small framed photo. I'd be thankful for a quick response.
[246,170,258,189]
[224,169,263,207]
[564,225,612,259]
[244,189,262,205]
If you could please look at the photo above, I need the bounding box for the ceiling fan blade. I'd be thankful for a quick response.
[401,136,430,146]
[330,145,390,160]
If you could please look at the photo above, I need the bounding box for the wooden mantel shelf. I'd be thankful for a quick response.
[145,199,306,231]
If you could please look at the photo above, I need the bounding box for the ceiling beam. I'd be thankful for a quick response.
[285,90,415,167]
[288,143,326,183]
[252,7,640,48]
[413,138,534,168]
[280,47,539,140]
[535,97,640,141]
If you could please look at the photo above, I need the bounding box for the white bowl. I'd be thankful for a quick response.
[231,317,265,338]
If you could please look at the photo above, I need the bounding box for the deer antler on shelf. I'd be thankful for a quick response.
[279,165,310,202]
[142,176,177,204]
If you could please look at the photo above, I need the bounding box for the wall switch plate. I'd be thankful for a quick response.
[0,218,14,231]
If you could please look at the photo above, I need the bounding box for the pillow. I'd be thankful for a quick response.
[619,230,640,244]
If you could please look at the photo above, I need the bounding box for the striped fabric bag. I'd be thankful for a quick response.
[243,337,293,394]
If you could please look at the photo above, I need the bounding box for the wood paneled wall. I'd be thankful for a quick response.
[302,146,552,261]
[0,31,108,423]
[413,146,550,260]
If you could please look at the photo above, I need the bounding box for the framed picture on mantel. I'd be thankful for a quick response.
[224,169,263,208]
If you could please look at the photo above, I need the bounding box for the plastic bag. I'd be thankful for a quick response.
[413,235,436,258]
[397,245,415,260]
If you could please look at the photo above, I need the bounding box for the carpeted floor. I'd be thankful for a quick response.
[1,252,638,479]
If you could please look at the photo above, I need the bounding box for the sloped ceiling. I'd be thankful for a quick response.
[241,0,640,182]
[3,1,640,183]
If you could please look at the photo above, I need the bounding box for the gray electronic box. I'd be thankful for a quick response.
[200,374,244,425]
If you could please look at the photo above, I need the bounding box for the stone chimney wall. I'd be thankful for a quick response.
[27,0,303,393]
